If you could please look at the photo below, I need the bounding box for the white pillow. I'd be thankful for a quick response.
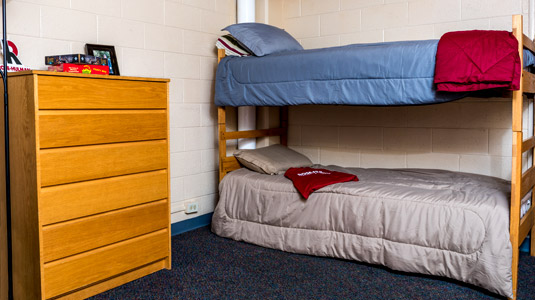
[234,144,312,175]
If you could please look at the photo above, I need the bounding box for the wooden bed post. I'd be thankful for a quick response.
[511,14,524,300]
[218,106,227,182]
[280,107,288,146]
[218,49,227,182]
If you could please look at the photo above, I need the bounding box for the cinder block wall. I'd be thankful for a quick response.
[3,0,236,224]
[275,0,530,180]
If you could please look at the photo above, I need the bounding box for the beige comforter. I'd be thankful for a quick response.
[212,166,512,297]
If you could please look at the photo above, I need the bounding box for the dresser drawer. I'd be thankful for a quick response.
[40,140,167,186]
[40,170,168,225]
[42,200,168,262]
[39,110,167,148]
[43,229,168,299]
[37,75,167,109]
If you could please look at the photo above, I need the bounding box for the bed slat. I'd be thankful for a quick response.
[523,34,535,54]
[222,128,286,140]
[520,205,535,243]
[521,165,535,198]
[523,71,535,94]
[522,136,535,153]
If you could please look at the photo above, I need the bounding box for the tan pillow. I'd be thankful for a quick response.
[233,144,312,175]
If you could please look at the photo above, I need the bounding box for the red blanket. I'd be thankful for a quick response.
[434,30,520,92]
[284,167,359,199]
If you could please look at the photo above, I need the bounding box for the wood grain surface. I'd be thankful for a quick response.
[43,229,168,299]
[37,75,167,109]
[42,200,168,262]
[40,170,167,225]
[39,110,167,148]
[40,140,167,186]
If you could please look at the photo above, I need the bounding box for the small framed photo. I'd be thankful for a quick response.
[85,43,120,75]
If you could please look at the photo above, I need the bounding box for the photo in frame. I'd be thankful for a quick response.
[85,44,120,75]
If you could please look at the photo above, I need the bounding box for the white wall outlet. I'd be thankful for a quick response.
[185,202,198,214]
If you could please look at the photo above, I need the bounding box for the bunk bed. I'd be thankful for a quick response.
[212,15,534,300]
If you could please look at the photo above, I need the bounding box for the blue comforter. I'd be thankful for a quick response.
[215,40,534,107]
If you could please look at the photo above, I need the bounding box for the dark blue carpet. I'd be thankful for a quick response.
[89,226,535,300]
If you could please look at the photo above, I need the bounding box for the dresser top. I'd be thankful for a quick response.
[8,70,170,82]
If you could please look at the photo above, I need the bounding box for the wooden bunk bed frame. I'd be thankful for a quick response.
[217,15,535,300]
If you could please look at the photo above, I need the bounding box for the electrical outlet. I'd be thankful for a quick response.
[185,202,198,214]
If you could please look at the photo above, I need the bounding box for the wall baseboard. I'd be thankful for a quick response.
[171,213,213,236]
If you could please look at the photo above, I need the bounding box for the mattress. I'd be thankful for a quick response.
[215,40,535,107]
[212,166,513,298]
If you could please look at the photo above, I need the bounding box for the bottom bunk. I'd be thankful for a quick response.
[212,165,513,298]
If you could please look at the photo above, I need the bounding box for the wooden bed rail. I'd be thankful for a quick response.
[523,71,535,93]
[221,127,286,140]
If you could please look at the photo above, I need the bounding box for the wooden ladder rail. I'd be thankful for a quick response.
[511,14,535,300]
[216,49,289,182]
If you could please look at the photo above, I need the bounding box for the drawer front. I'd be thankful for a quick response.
[40,170,168,225]
[37,75,167,109]
[42,200,168,262]
[40,140,167,187]
[39,110,167,148]
[43,229,168,299]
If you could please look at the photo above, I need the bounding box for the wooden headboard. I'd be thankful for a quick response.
[217,50,288,182]
[217,105,288,182]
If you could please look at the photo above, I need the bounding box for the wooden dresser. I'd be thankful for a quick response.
[0,71,171,299]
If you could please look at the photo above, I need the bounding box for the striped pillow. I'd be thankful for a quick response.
[216,34,252,57]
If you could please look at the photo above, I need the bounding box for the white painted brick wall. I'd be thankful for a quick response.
[281,0,528,180]
[41,6,98,42]
[3,0,235,224]
[301,0,339,16]
[362,2,409,30]
[301,125,339,147]
[320,10,361,36]
[339,127,383,150]
[288,99,519,179]
[320,147,360,167]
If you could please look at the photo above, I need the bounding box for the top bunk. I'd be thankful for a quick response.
[215,19,535,107]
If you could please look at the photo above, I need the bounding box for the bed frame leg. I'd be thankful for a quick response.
[511,246,519,300]
[532,214,535,257]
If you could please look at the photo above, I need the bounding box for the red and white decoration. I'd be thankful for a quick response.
[0,40,30,72]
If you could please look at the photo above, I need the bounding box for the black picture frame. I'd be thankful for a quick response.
[85,43,120,76]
